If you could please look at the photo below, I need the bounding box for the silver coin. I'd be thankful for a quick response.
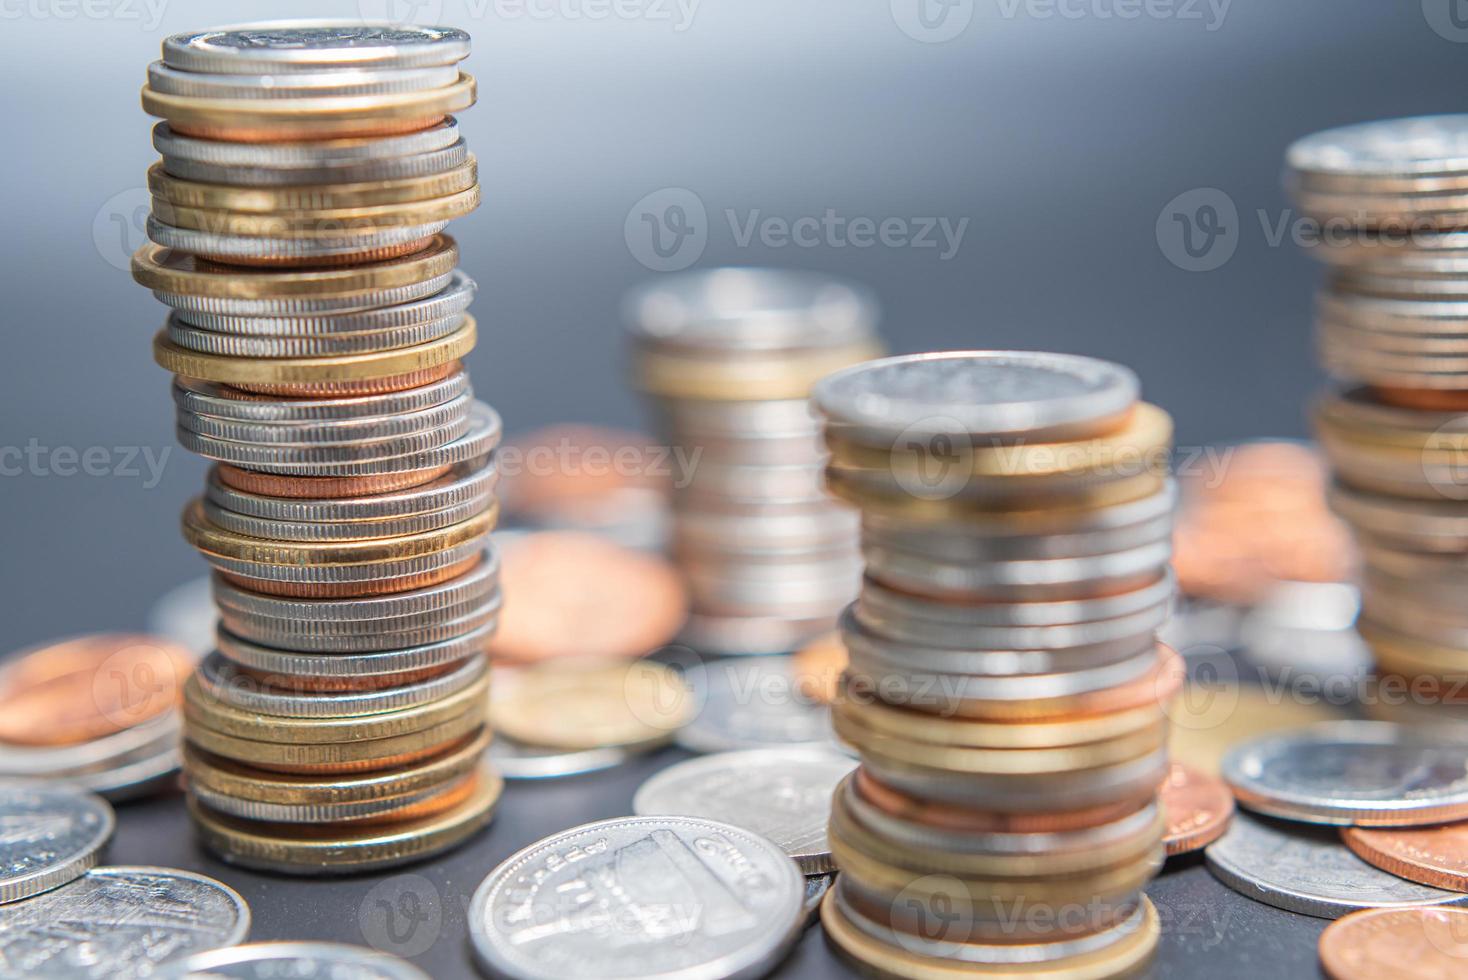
[862,508,1173,563]
[624,267,877,352]
[147,574,217,657]
[468,815,804,980]
[1287,114,1468,178]
[676,656,836,754]
[175,371,469,423]
[153,119,460,167]
[203,489,492,543]
[1222,721,1468,825]
[147,61,458,100]
[146,217,448,261]
[862,539,1172,602]
[0,714,179,778]
[632,748,857,873]
[161,142,470,187]
[190,771,473,825]
[180,389,472,445]
[1205,812,1468,918]
[844,642,1158,703]
[488,736,631,780]
[674,503,857,554]
[1334,268,1468,302]
[813,350,1140,444]
[658,397,822,438]
[174,270,475,336]
[157,941,428,980]
[153,269,455,317]
[217,622,492,679]
[1332,482,1468,552]
[168,312,465,358]
[0,783,114,904]
[206,460,493,524]
[802,874,832,923]
[211,557,499,622]
[162,23,471,73]
[850,594,1170,652]
[843,616,1159,677]
[677,612,835,658]
[856,570,1174,632]
[1236,580,1372,683]
[220,594,500,653]
[682,460,827,501]
[64,742,182,804]
[203,534,488,586]
[179,415,470,469]
[0,866,250,979]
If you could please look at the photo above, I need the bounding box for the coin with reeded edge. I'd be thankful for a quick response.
[632,748,856,873]
[1161,762,1235,857]
[676,655,836,754]
[1319,907,1468,980]
[469,815,804,980]
[1342,821,1468,892]
[488,735,630,780]
[156,941,429,980]
[0,783,114,904]
[163,24,471,74]
[1205,813,1468,919]
[0,866,250,979]
[1222,721,1468,826]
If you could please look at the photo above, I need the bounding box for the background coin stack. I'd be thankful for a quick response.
[624,268,883,656]
[810,351,1178,977]
[1287,115,1468,731]
[131,23,504,873]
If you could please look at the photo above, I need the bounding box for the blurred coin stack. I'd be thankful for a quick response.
[624,268,883,655]
[1288,115,1468,728]
[811,352,1177,977]
[132,22,503,872]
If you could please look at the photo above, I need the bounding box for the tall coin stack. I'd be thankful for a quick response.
[132,23,504,873]
[811,352,1178,977]
[624,268,883,656]
[1287,115,1468,732]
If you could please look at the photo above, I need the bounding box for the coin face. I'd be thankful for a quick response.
[1343,821,1468,892]
[468,816,804,980]
[155,941,428,980]
[812,350,1139,442]
[489,661,689,751]
[0,866,250,978]
[1159,762,1234,857]
[632,748,857,872]
[1318,907,1468,980]
[163,24,471,73]
[0,783,114,904]
[676,655,836,754]
[1222,721,1468,825]
[1287,114,1468,177]
[1205,813,1468,918]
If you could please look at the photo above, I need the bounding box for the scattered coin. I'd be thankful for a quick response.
[1168,683,1349,776]
[487,735,629,781]
[0,866,250,979]
[489,660,689,752]
[1318,906,1468,980]
[157,941,429,979]
[1205,812,1468,918]
[0,783,113,905]
[1160,762,1234,857]
[468,816,805,980]
[632,748,857,873]
[675,655,836,754]
[1343,820,1468,892]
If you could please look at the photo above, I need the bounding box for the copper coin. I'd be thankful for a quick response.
[791,631,846,705]
[169,116,446,142]
[215,462,453,499]
[229,361,459,397]
[219,555,481,598]
[497,424,670,526]
[1320,907,1468,980]
[231,660,471,693]
[0,634,194,746]
[485,531,688,663]
[1343,821,1468,892]
[1371,385,1468,411]
[1160,761,1235,856]
[189,237,435,269]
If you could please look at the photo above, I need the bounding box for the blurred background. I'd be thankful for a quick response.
[0,0,1459,647]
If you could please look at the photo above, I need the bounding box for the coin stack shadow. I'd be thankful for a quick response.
[130,24,504,873]
[1287,117,1468,733]
[624,268,883,656]
[809,352,1178,976]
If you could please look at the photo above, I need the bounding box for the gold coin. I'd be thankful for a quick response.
[632,342,883,401]
[182,499,496,566]
[150,186,480,237]
[181,728,489,805]
[825,470,1167,521]
[1359,621,1468,681]
[183,669,489,743]
[141,73,477,133]
[131,235,457,297]
[189,763,501,874]
[153,316,475,385]
[834,691,1165,749]
[185,707,484,772]
[1168,682,1349,776]
[488,659,690,751]
[820,888,1160,980]
[147,159,479,211]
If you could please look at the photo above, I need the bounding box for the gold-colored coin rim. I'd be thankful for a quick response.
[184,706,486,769]
[142,73,477,126]
[147,158,479,212]
[151,185,480,236]
[633,342,884,401]
[488,662,690,751]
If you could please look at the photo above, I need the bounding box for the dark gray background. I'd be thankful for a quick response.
[0,1,1447,975]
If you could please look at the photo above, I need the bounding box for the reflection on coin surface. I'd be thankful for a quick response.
[0,866,250,978]
[162,24,471,73]
[156,941,428,979]
[1318,907,1468,980]
[0,783,113,904]
[1222,721,1468,825]
[469,816,804,980]
[632,748,856,872]
[676,656,835,754]
[1160,762,1234,857]
[1287,115,1468,177]
[1343,820,1468,892]
[1205,813,1468,918]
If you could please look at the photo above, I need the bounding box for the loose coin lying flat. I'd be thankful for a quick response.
[1222,721,1468,825]
[469,816,805,980]
[1160,762,1234,857]
[487,736,629,780]
[1168,683,1349,775]
[0,783,114,904]
[156,941,428,979]
[1318,907,1468,980]
[1205,813,1468,918]
[675,655,836,754]
[1343,821,1468,891]
[0,866,250,979]
[488,661,688,752]
[632,748,857,873]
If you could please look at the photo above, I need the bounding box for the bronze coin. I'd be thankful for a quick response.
[1160,762,1234,856]
[1343,821,1468,891]
[1320,907,1468,980]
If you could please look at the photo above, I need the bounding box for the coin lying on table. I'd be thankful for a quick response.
[156,941,428,980]
[469,816,805,980]
[0,782,114,904]
[0,866,249,979]
[1160,762,1235,857]
[675,655,836,754]
[488,660,688,752]
[1342,820,1468,892]
[632,748,857,873]
[1318,907,1468,980]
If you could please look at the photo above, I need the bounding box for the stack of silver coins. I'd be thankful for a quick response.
[810,351,1176,977]
[132,22,504,873]
[624,268,883,655]
[1287,115,1468,729]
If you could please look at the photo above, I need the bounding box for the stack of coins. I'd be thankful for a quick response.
[810,351,1177,977]
[624,268,883,655]
[132,22,503,873]
[1287,116,1468,727]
